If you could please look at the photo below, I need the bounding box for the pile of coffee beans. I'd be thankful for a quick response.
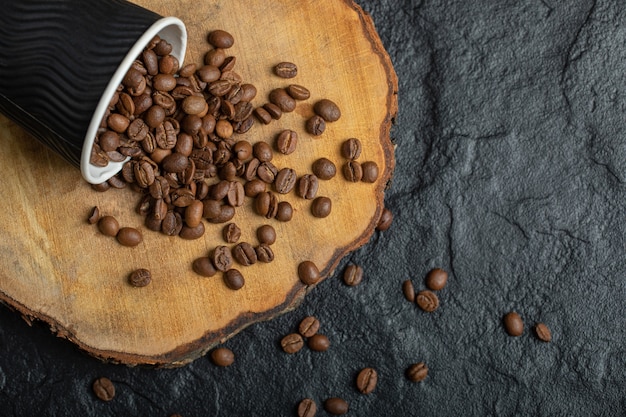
[403,267,448,313]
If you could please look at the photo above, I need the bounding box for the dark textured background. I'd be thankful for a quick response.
[2,0,626,415]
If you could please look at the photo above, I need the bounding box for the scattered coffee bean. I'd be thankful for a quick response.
[534,322,552,342]
[275,168,297,194]
[128,268,152,287]
[92,377,115,402]
[361,161,379,183]
[207,30,234,49]
[416,290,439,312]
[343,264,363,286]
[274,62,298,78]
[253,141,274,162]
[212,246,234,272]
[342,160,363,182]
[311,196,332,218]
[87,206,100,224]
[98,215,119,237]
[223,268,245,290]
[276,201,293,222]
[425,268,448,291]
[402,280,416,302]
[376,207,393,231]
[314,99,341,122]
[503,311,524,336]
[269,88,296,112]
[281,333,304,354]
[210,347,235,366]
[256,224,276,245]
[305,115,326,136]
[406,362,428,382]
[223,223,241,243]
[356,367,378,394]
[233,242,258,266]
[341,138,362,160]
[116,227,143,247]
[308,334,330,352]
[312,158,336,180]
[184,200,204,228]
[255,244,275,263]
[297,174,319,199]
[287,84,311,100]
[298,261,320,285]
[192,257,217,277]
[179,222,205,240]
[298,316,320,338]
[263,102,283,120]
[324,397,348,415]
[254,106,272,124]
[276,130,298,155]
[297,398,317,417]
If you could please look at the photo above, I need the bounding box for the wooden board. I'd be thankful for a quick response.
[0,0,397,367]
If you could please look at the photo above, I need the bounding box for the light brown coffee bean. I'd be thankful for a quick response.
[425,268,448,291]
[87,206,100,225]
[276,130,298,155]
[128,268,152,287]
[205,48,226,66]
[534,322,552,342]
[184,200,204,228]
[92,377,115,402]
[356,367,378,394]
[503,311,524,336]
[116,227,143,247]
[210,347,235,367]
[275,168,297,194]
[311,196,332,218]
[402,280,416,302]
[298,261,320,285]
[298,316,320,338]
[192,257,217,277]
[274,62,298,78]
[223,268,245,290]
[98,216,119,237]
[406,362,428,382]
[281,333,304,354]
[416,290,439,312]
[287,84,311,100]
[297,398,317,417]
[181,95,208,115]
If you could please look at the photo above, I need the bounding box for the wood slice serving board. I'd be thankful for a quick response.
[0,0,397,366]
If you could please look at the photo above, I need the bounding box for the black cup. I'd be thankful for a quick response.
[0,0,187,184]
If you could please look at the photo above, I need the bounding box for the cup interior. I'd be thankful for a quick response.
[80,16,187,184]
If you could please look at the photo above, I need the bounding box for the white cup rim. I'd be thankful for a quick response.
[80,16,187,184]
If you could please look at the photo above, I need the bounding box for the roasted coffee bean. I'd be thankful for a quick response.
[144,105,166,129]
[287,84,310,100]
[356,368,378,394]
[116,93,135,118]
[305,115,326,136]
[297,174,319,199]
[269,88,296,112]
[174,133,194,157]
[312,158,336,180]
[203,199,222,220]
[253,141,274,162]
[123,67,144,88]
[233,140,253,161]
[227,181,245,207]
[99,131,120,152]
[343,264,363,286]
[179,221,205,240]
[263,102,283,120]
[275,168,297,194]
[87,206,100,224]
[153,74,177,92]
[297,398,317,417]
[308,334,330,352]
[154,38,173,56]
[170,188,196,207]
[256,225,276,245]
[257,161,278,183]
[425,268,448,291]
[98,216,119,237]
[128,268,152,287]
[416,290,439,312]
[324,397,348,416]
[133,93,152,115]
[134,160,156,188]
[255,244,275,263]
[232,101,253,122]
[223,268,245,290]
[117,227,143,247]
[207,205,236,224]
[361,161,379,183]
[245,179,266,197]
[534,322,552,342]
[377,207,393,231]
[311,196,332,218]
[276,130,298,155]
[184,200,204,228]
[162,211,183,236]
[204,48,226,66]
[215,119,234,139]
[298,316,320,338]
[181,95,208,115]
[210,347,235,367]
[196,65,221,83]
[503,311,524,336]
[275,201,293,222]
[342,161,363,182]
[298,261,320,285]
[255,191,278,218]
[341,138,362,160]
[212,246,233,272]
[233,242,257,266]
[145,213,163,232]
[179,63,197,78]
[314,99,341,122]
[406,362,428,382]
[402,280,416,302]
[192,257,217,277]
[281,333,304,354]
[107,175,127,189]
[254,107,272,124]
[92,377,115,402]
[162,153,189,173]
[107,113,130,133]
[222,223,241,243]
[274,62,298,78]
[208,30,234,49]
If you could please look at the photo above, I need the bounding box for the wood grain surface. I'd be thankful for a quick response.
[0,0,397,366]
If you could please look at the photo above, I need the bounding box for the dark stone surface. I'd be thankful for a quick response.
[2,0,626,415]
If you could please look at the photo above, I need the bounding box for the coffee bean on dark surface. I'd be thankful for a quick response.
[377,207,393,231]
[425,268,448,291]
[342,161,363,182]
[210,347,235,367]
[287,84,311,100]
[503,311,524,336]
[223,223,241,243]
[207,30,234,48]
[406,362,429,382]
[281,333,304,354]
[223,268,245,290]
[402,280,416,302]
[324,397,348,416]
[314,99,341,122]
[256,224,276,245]
[343,264,363,286]
[297,398,317,417]
[361,161,379,183]
[128,268,152,287]
[312,158,336,180]
[274,62,298,78]
[276,129,298,155]
[308,334,330,352]
[298,316,320,338]
[356,367,378,394]
[341,138,362,160]
[192,257,217,277]
[305,115,326,136]
[98,215,119,237]
[116,227,143,247]
[88,206,100,224]
[534,322,552,342]
[311,196,332,218]
[212,246,233,272]
[92,377,115,402]
[298,261,320,285]
[416,290,439,312]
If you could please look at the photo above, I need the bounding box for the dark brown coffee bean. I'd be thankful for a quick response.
[503,311,524,336]
[224,268,245,290]
[254,107,272,124]
[253,141,274,162]
[314,99,341,122]
[298,316,320,338]
[144,105,166,129]
[210,347,235,366]
[233,242,257,266]
[416,290,439,312]
[196,65,221,83]
[99,130,121,152]
[116,227,143,247]
[208,30,234,49]
[203,199,222,220]
[377,207,393,231]
[170,188,196,207]
[107,113,130,133]
[356,367,378,394]
[274,62,298,78]
[257,161,278,184]
[298,261,320,285]
[276,130,298,155]
[281,333,304,354]
[342,161,363,182]
[287,84,311,100]
[312,158,336,180]
[223,223,241,243]
[406,362,428,382]
[275,168,297,194]
[245,179,266,197]
[343,264,363,286]
[192,257,217,277]
[276,201,293,222]
[255,244,275,263]
[256,225,276,245]
[98,216,119,237]
[305,115,326,136]
[154,39,173,56]
[184,200,204,228]
[425,268,448,291]
[226,181,245,207]
[297,398,317,417]
[534,322,552,342]
[161,211,183,235]
[308,334,330,352]
[297,174,319,200]
[255,191,278,219]
[240,83,257,101]
[263,102,283,120]
[207,205,236,224]
[145,214,162,232]
[341,138,362,160]
[269,88,296,112]
[179,222,205,240]
[92,377,115,402]
[324,397,348,415]
[153,74,177,92]
[204,48,226,66]
[361,161,379,183]
[212,246,233,272]
[87,206,100,224]
[160,55,180,75]
[128,268,151,287]
[402,280,416,302]
[233,140,253,161]
[311,196,332,218]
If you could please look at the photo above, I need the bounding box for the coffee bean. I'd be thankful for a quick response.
[305,115,326,136]
[144,105,166,129]
[297,398,317,417]
[253,141,274,162]
[233,140,253,161]
[128,268,151,287]
[377,207,393,231]
[341,138,362,160]
[107,113,130,133]
[402,280,416,302]
[192,257,217,277]
[312,158,336,180]
[503,311,524,336]
[245,179,266,197]
[343,264,363,286]
[227,181,245,207]
[98,215,119,237]
[534,322,552,342]
[223,268,245,290]
[210,347,235,366]
[256,225,276,245]
[223,223,241,243]
[257,161,278,183]
[314,99,341,122]
[207,30,234,49]
[215,119,234,139]
[240,84,257,101]
[184,200,204,228]
[324,397,348,415]
[212,246,233,272]
[233,242,258,266]
[298,316,320,338]
[311,196,332,218]
[263,103,283,120]
[297,174,319,199]
[361,161,379,183]
[425,268,448,291]
[298,261,320,285]
[254,106,272,124]
[342,161,363,182]
[308,334,330,352]
[269,88,296,112]
[116,227,142,247]
[255,244,275,263]
[275,168,297,194]
[276,201,293,222]
[181,95,208,115]
[179,222,205,240]
[87,206,100,224]
[406,362,428,382]
[356,367,378,394]
[281,333,304,354]
[92,377,115,401]
[255,191,278,219]
[416,290,439,312]
[99,130,121,152]
[153,73,177,92]
[274,62,298,78]
[276,130,298,155]
[207,205,236,224]
[287,84,311,100]
[205,48,226,66]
